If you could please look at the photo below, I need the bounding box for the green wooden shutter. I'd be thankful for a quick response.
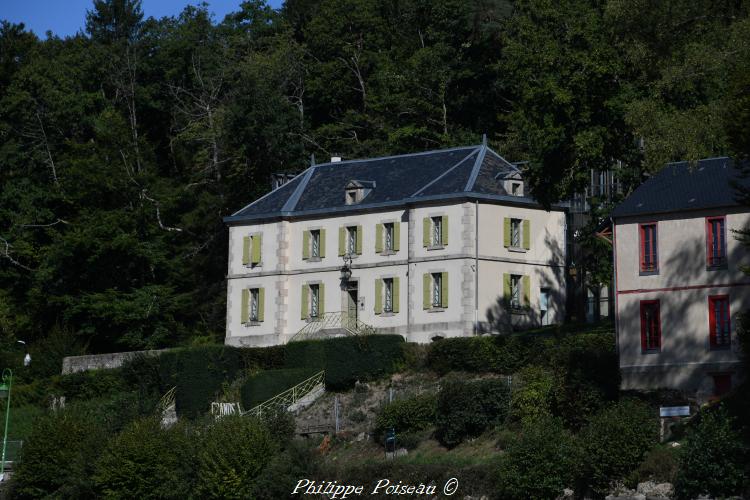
[356,225,363,254]
[338,227,346,256]
[375,223,383,253]
[242,236,251,265]
[319,283,325,315]
[257,288,265,322]
[251,234,262,264]
[423,218,430,247]
[241,288,249,323]
[320,229,326,257]
[503,273,511,302]
[441,272,449,308]
[393,222,400,251]
[393,277,400,313]
[301,285,308,319]
[522,275,531,307]
[423,273,431,309]
[302,231,310,259]
[503,218,511,247]
[523,220,530,250]
[375,279,383,314]
[441,216,449,246]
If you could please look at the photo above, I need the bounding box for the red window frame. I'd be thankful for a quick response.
[639,223,658,273]
[708,295,731,349]
[640,300,661,352]
[706,216,727,267]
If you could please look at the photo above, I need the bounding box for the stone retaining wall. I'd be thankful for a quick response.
[61,349,169,374]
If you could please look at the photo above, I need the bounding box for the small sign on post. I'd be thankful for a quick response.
[659,406,690,418]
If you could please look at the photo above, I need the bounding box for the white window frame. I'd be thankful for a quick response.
[432,272,442,308]
[510,218,522,248]
[384,277,393,313]
[510,274,521,310]
[311,229,320,258]
[310,284,320,318]
[384,222,394,251]
[347,226,357,255]
[431,216,442,247]
[249,288,259,322]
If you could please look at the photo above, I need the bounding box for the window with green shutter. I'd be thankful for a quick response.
[301,285,309,319]
[375,224,384,253]
[423,218,430,247]
[503,218,511,247]
[423,273,431,309]
[319,229,326,257]
[302,231,310,259]
[339,227,346,256]
[241,288,249,323]
[242,236,251,265]
[522,220,530,250]
[441,216,448,246]
[392,277,400,313]
[355,226,363,254]
[440,272,448,307]
[393,222,400,251]
[522,275,530,306]
[375,279,383,314]
[250,234,262,265]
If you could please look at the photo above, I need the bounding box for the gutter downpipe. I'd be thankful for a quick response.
[475,200,479,335]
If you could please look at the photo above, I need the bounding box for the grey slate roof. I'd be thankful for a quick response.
[225,144,558,224]
[611,157,750,219]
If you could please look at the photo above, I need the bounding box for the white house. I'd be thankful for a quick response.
[223,143,567,346]
[611,157,750,398]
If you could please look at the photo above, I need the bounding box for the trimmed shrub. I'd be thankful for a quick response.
[675,407,748,499]
[509,366,554,424]
[323,335,405,390]
[496,415,580,500]
[374,394,437,443]
[196,415,277,499]
[426,335,537,375]
[251,439,322,500]
[578,399,658,495]
[94,417,195,499]
[435,377,511,448]
[13,405,109,499]
[241,368,317,409]
[56,368,128,402]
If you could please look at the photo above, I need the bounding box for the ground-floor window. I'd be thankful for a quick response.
[708,295,731,349]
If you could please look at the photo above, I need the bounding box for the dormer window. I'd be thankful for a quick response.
[344,180,375,205]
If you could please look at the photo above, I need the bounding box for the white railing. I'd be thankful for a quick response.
[241,370,325,418]
[290,311,376,342]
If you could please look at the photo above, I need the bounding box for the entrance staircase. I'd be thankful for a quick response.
[289,311,376,343]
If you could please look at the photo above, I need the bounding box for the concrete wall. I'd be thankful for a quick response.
[614,207,750,394]
[61,349,168,374]
[226,199,567,346]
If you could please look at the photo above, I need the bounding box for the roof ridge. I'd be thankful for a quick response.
[230,169,307,217]
[464,143,488,191]
[282,165,317,212]
[409,147,481,198]
[311,144,481,169]
[665,156,731,166]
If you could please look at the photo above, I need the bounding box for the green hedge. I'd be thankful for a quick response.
[426,335,539,375]
[322,335,404,390]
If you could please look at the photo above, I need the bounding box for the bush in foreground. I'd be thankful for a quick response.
[196,415,278,499]
[496,415,579,500]
[94,417,195,499]
[374,394,437,444]
[578,399,658,495]
[435,377,510,448]
[675,407,748,499]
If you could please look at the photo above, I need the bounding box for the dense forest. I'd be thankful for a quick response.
[1,0,749,363]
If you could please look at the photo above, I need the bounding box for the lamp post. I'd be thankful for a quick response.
[0,368,12,482]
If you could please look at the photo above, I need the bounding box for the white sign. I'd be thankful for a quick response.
[660,406,690,417]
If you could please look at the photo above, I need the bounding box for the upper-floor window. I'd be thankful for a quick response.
[432,217,442,247]
[511,219,522,248]
[709,295,731,349]
[639,223,658,273]
[311,229,321,258]
[347,226,357,255]
[640,300,661,352]
[384,223,394,252]
[706,216,727,267]
[242,234,262,267]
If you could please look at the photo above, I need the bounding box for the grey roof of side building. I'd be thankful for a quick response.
[611,156,750,219]
[224,144,566,224]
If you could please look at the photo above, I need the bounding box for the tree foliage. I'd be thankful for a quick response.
[0,0,748,354]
